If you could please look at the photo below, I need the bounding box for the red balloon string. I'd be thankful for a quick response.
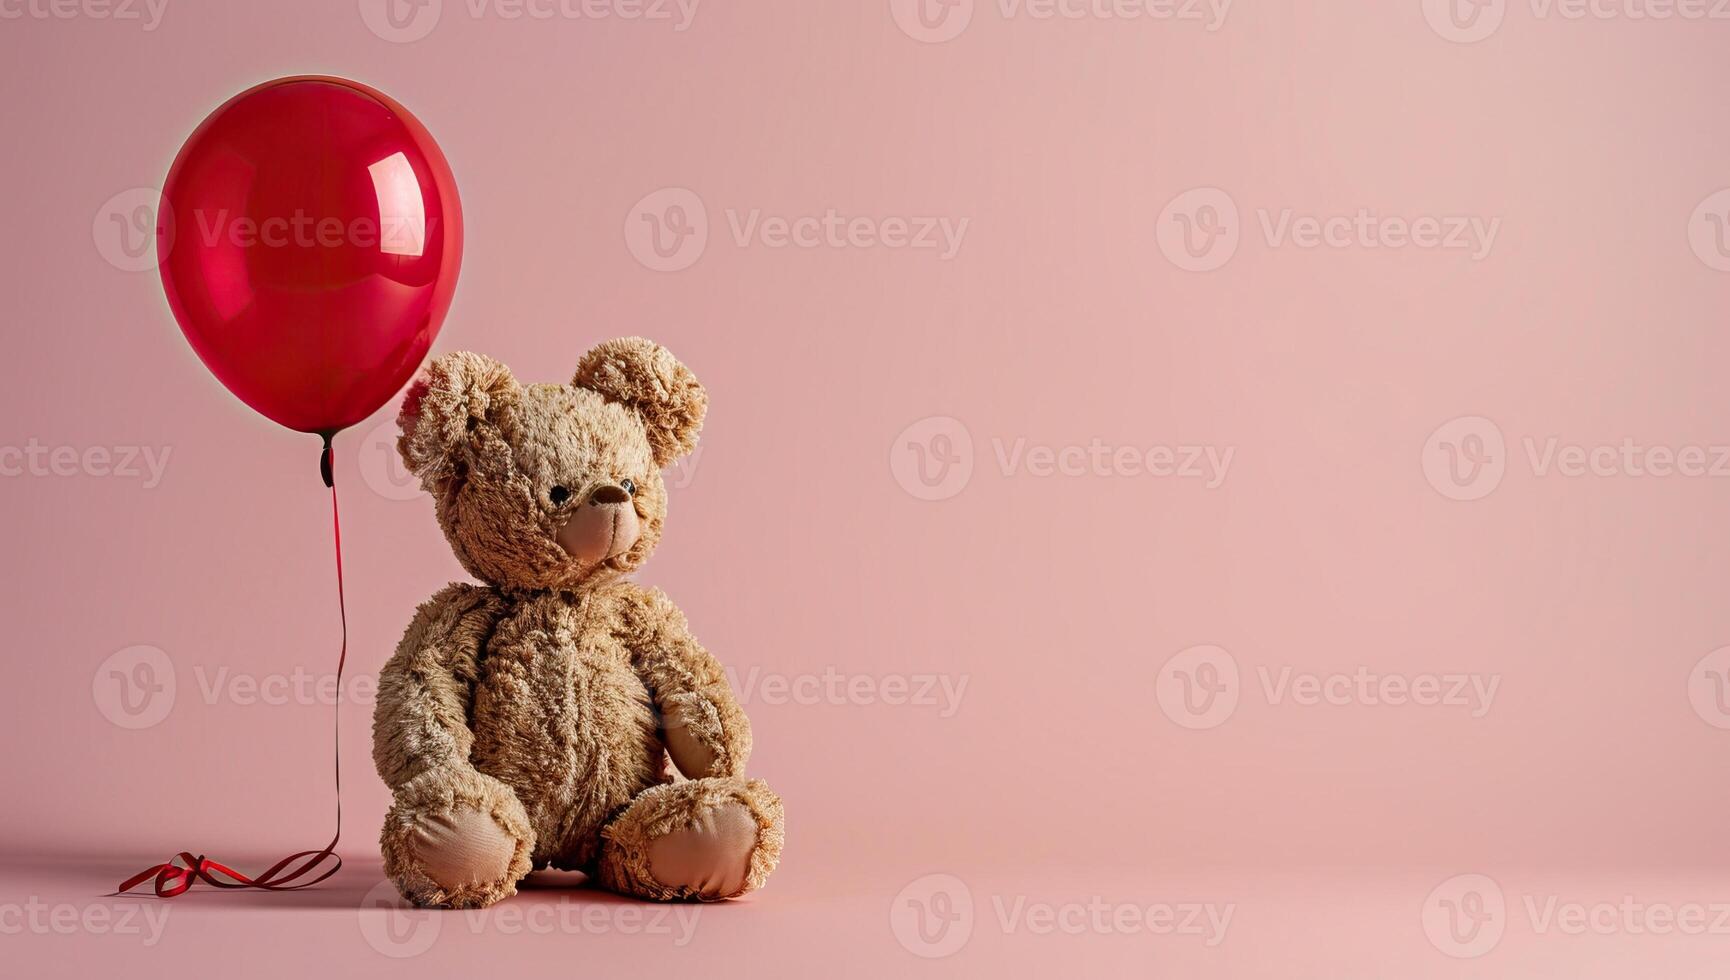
[117,441,347,897]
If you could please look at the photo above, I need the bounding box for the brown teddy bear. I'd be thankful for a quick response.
[371,338,784,909]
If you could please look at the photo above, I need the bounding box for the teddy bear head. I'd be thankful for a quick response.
[396,337,706,592]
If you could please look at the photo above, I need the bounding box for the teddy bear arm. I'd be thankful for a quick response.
[372,583,507,788]
[621,588,753,779]
[372,583,537,908]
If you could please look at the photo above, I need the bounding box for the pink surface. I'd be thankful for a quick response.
[4,0,1730,975]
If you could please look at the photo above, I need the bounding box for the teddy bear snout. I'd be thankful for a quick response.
[555,487,642,564]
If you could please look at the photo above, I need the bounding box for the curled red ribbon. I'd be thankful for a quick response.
[117,441,348,897]
[117,845,341,898]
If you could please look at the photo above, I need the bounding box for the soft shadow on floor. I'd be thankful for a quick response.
[0,847,751,913]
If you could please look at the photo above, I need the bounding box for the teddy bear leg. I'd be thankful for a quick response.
[380,770,536,909]
[596,776,783,901]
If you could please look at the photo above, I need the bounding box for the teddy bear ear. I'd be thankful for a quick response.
[397,351,521,488]
[572,337,707,467]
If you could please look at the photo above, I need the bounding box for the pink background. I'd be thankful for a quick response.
[4,0,1730,975]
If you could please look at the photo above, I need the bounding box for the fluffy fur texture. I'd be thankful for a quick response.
[372,339,782,909]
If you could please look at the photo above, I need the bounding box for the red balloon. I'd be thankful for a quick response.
[159,76,462,435]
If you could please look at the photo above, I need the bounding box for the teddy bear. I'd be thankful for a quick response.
[370,337,783,909]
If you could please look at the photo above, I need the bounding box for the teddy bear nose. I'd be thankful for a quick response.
[589,484,631,505]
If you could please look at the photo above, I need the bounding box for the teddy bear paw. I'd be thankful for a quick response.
[382,799,533,909]
[597,776,784,902]
[644,800,758,899]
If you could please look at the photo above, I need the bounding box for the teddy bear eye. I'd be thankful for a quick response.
[549,485,572,506]
[621,479,636,496]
